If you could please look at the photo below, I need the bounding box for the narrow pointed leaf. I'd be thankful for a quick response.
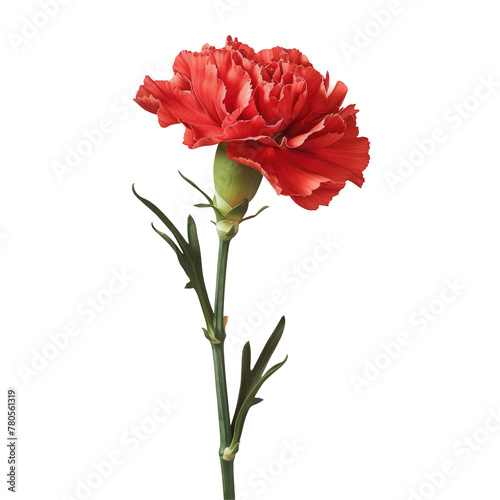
[242,342,251,378]
[151,224,188,268]
[187,215,201,263]
[132,184,189,254]
[178,171,212,204]
[232,317,286,433]
[252,316,286,380]
[233,342,252,427]
[230,356,288,450]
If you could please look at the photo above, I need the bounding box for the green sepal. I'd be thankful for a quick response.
[213,142,263,209]
[193,203,226,220]
[213,195,225,222]
[225,199,249,222]
[241,205,270,222]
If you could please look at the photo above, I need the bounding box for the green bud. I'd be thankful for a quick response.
[222,443,239,461]
[202,326,220,344]
[213,143,263,221]
[216,220,239,241]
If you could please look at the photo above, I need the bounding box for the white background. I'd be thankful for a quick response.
[1,0,500,499]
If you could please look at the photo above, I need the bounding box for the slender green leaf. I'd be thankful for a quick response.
[151,224,188,268]
[232,317,286,432]
[252,316,286,380]
[178,171,213,204]
[242,342,251,378]
[230,356,288,450]
[187,216,201,263]
[132,184,189,254]
[133,185,213,332]
[233,342,252,424]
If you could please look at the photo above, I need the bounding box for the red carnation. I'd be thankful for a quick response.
[135,36,370,210]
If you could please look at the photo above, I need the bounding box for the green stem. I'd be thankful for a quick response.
[214,239,230,341]
[212,344,234,498]
[211,238,235,499]
[219,458,235,500]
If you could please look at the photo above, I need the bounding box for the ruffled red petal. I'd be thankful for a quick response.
[211,50,253,115]
[184,115,283,149]
[253,75,307,128]
[291,182,346,210]
[135,76,177,127]
[173,51,227,123]
[227,109,370,208]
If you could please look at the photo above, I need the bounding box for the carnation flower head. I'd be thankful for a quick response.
[135,36,370,210]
